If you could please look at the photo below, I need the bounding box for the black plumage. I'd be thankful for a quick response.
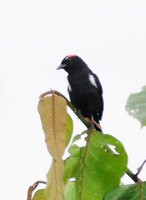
[57,55,104,129]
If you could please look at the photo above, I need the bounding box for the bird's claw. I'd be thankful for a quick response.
[84,118,102,131]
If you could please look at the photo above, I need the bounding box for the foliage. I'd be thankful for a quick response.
[27,87,146,200]
[126,86,146,127]
[32,189,45,200]
[64,131,127,200]
[104,181,146,200]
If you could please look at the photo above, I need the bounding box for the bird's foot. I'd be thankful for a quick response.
[84,118,102,131]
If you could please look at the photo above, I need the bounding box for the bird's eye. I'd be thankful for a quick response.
[64,56,69,61]
[64,57,72,64]
[62,56,70,64]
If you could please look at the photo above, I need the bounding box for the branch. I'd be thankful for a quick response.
[39,90,96,130]
[39,90,141,183]
[27,180,47,200]
[135,160,146,177]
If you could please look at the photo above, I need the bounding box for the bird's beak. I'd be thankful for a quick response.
[57,64,66,70]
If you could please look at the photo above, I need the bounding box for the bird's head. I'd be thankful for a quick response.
[57,55,87,74]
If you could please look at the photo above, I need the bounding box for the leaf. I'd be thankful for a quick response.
[65,114,73,146]
[45,159,65,200]
[38,94,73,200]
[65,182,76,200]
[126,86,146,127]
[65,130,128,200]
[32,189,45,200]
[72,131,87,143]
[38,95,68,159]
[64,144,81,183]
[104,181,146,200]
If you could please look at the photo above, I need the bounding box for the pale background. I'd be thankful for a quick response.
[0,0,146,199]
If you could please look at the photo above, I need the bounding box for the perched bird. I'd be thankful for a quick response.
[57,55,104,130]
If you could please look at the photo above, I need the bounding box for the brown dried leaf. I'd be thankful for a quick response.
[38,94,67,159]
[38,94,68,200]
[45,159,64,200]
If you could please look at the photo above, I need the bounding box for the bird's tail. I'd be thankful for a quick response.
[93,121,102,132]
[90,116,102,132]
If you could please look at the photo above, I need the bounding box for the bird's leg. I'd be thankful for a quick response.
[83,116,94,130]
[85,116,102,132]
[91,116,95,129]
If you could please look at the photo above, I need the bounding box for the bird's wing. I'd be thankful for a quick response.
[89,72,103,95]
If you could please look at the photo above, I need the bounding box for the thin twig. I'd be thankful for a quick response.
[136,160,146,177]
[27,180,47,200]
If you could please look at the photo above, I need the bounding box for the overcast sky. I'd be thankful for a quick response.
[1,1,146,199]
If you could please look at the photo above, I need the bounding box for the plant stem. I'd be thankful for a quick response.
[126,169,139,183]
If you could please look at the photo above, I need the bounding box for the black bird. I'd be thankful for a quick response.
[57,55,104,130]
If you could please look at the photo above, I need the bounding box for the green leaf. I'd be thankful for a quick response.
[65,182,76,200]
[104,181,146,200]
[64,130,128,200]
[64,144,81,183]
[65,114,73,145]
[32,189,45,200]
[126,86,146,127]
[71,131,87,143]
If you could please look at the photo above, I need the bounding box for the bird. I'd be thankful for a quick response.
[57,55,104,131]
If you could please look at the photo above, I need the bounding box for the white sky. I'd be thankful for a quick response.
[1,1,146,199]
